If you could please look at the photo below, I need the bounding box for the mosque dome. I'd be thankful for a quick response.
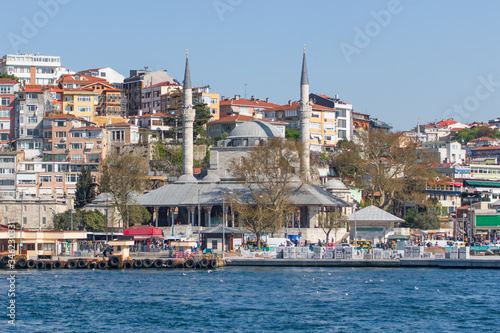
[324,179,348,190]
[199,173,221,184]
[228,120,281,139]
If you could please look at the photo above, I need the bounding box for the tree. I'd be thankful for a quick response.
[330,129,437,214]
[455,126,500,143]
[413,211,441,230]
[0,74,19,82]
[285,128,300,141]
[229,138,304,247]
[318,210,348,244]
[74,166,96,209]
[99,152,150,228]
[54,209,106,232]
[194,103,212,139]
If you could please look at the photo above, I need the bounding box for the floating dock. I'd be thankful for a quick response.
[226,258,500,269]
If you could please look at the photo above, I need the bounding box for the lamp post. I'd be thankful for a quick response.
[197,189,201,228]
[222,195,225,253]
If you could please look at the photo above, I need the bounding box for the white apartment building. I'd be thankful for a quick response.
[78,67,125,89]
[0,54,72,85]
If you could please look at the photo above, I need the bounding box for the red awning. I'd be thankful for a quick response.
[124,225,163,236]
[447,182,462,187]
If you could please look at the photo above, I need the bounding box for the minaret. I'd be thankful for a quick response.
[298,46,312,182]
[182,51,195,175]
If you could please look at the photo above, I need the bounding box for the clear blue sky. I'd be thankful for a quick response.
[2,0,500,130]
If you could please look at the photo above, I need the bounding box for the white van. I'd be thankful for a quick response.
[267,237,295,247]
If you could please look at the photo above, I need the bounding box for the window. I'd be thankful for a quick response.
[44,143,51,150]
[338,130,347,138]
[55,121,65,127]
[71,154,82,161]
[77,96,91,102]
[27,105,37,112]
[27,93,38,99]
[1,98,9,106]
[71,143,82,149]
[40,175,51,183]
[55,131,66,138]
[43,243,55,251]
[77,106,91,113]
[23,217,27,225]
[66,174,78,183]
[338,119,347,128]
[71,132,83,138]
[54,144,66,150]
[26,243,35,251]
[28,116,38,123]
[42,217,46,225]
[55,175,63,183]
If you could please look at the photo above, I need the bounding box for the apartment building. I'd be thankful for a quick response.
[0,54,72,85]
[14,85,52,159]
[141,81,181,114]
[0,79,18,148]
[0,151,23,198]
[76,82,125,126]
[14,114,107,198]
[123,70,177,116]
[219,95,278,119]
[61,88,98,123]
[78,67,125,89]
[164,86,220,120]
[263,101,339,151]
[309,93,353,141]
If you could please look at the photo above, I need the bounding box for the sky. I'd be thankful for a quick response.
[2,0,500,130]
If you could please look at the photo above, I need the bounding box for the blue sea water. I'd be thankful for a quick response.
[0,266,499,332]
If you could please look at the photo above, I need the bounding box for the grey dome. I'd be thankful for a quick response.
[175,174,198,184]
[324,179,347,190]
[228,120,281,139]
[199,173,221,183]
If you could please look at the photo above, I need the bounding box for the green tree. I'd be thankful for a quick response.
[99,152,150,228]
[194,103,212,139]
[54,209,106,232]
[0,74,19,82]
[74,166,96,209]
[330,129,437,214]
[455,126,500,143]
[412,211,441,230]
[230,138,304,247]
[285,128,300,141]
[318,210,348,244]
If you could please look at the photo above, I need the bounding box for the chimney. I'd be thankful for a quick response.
[334,94,339,100]
[288,100,292,106]
[235,95,240,100]
[221,96,225,100]
[266,97,269,103]
[251,96,255,101]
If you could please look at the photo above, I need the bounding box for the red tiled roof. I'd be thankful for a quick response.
[219,98,279,108]
[133,112,175,118]
[208,114,287,124]
[147,81,181,89]
[472,146,500,151]
[439,119,457,127]
[44,114,76,119]
[0,79,17,84]
[264,102,336,112]
[23,85,43,92]
[470,137,497,142]
[60,73,108,84]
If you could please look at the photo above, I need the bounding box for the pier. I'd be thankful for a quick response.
[226,257,500,269]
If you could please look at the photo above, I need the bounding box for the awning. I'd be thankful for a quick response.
[124,225,163,236]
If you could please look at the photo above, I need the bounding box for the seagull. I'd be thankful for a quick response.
[369,279,373,282]
[55,275,58,278]
[415,286,419,290]
[345,293,349,296]
[316,291,319,293]
[437,289,440,292]
[328,273,331,276]
[220,279,223,282]
[138,281,141,284]
[182,273,187,276]
[380,280,384,282]
[312,278,315,281]
[208,270,212,274]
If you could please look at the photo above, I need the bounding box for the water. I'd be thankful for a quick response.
[1,266,499,332]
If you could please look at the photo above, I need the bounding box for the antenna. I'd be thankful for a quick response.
[244,83,247,99]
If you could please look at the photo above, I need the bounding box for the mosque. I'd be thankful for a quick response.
[136,50,351,242]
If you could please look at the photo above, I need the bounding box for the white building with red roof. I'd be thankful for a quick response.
[78,67,125,89]
[219,95,279,118]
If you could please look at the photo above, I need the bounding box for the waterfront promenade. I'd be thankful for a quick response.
[227,257,500,269]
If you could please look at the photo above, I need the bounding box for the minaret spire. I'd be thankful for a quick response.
[298,47,312,182]
[181,51,195,177]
